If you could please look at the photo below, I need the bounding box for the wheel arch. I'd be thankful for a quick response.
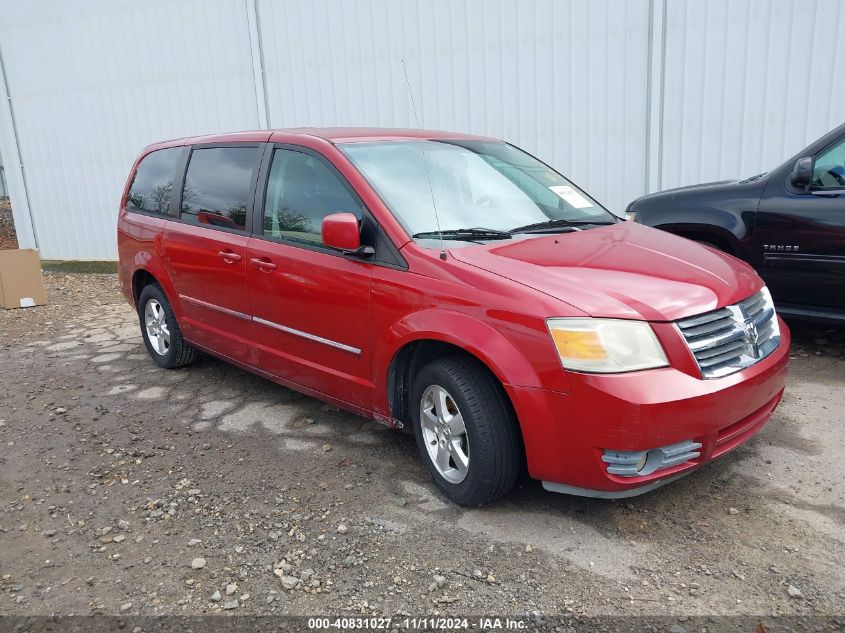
[132,269,158,306]
[654,221,741,255]
[129,259,179,312]
[376,309,550,428]
[387,339,496,427]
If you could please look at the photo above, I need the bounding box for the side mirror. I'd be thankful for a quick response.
[790,156,814,188]
[321,212,374,257]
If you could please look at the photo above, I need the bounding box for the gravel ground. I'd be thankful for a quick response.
[0,273,843,629]
[0,198,17,250]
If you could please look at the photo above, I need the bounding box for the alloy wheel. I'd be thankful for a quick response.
[419,385,470,484]
[144,298,171,356]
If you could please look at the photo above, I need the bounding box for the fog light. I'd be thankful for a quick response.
[635,452,649,472]
[602,440,702,478]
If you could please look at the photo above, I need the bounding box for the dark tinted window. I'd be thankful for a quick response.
[181,147,258,231]
[812,136,845,189]
[126,148,182,214]
[263,149,362,245]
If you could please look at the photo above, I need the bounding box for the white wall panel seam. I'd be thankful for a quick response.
[660,0,844,191]
[0,41,37,249]
[645,0,666,194]
[245,0,270,128]
[0,0,261,259]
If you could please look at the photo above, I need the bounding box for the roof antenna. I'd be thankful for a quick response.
[401,58,446,261]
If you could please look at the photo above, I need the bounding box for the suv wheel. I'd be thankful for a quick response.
[138,284,197,369]
[411,356,521,506]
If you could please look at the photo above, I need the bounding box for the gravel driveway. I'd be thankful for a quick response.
[0,200,17,250]
[0,273,843,629]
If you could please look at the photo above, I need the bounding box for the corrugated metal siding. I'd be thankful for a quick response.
[0,154,7,198]
[0,0,843,258]
[0,0,260,259]
[660,0,845,189]
[257,0,652,216]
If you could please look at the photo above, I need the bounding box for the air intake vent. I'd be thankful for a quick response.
[676,288,781,379]
[603,440,702,477]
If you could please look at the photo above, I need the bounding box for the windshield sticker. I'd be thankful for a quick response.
[549,185,594,209]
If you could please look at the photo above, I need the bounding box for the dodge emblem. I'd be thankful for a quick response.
[743,318,759,351]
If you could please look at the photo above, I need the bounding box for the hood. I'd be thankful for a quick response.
[628,177,766,214]
[449,222,762,321]
[636,179,737,201]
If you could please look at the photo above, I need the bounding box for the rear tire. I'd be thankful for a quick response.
[411,356,521,506]
[138,284,197,369]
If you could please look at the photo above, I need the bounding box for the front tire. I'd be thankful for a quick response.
[138,284,197,369]
[411,356,522,506]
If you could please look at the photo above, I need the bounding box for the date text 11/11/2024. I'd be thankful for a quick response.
[307,617,528,629]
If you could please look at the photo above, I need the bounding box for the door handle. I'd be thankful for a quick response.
[250,257,277,271]
[218,250,242,263]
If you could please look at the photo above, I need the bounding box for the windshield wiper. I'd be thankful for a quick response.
[509,218,615,234]
[411,227,513,241]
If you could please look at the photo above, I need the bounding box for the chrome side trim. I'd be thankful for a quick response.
[253,316,361,355]
[179,294,361,355]
[179,295,251,321]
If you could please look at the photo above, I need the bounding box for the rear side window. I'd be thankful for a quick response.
[263,148,363,245]
[180,147,259,232]
[126,148,182,214]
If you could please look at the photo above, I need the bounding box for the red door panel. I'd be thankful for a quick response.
[246,238,374,409]
[163,222,255,365]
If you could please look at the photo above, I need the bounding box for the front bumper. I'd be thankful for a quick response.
[506,318,790,496]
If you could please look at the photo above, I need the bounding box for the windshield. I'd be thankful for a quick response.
[339,140,615,241]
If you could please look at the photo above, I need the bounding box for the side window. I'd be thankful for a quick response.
[181,147,258,232]
[812,137,845,189]
[126,148,182,213]
[263,149,363,245]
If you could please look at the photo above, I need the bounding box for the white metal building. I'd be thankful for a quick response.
[0,153,7,198]
[0,0,843,260]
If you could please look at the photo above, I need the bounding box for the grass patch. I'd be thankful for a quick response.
[41,260,118,274]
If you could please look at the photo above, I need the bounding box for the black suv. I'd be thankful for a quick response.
[629,123,845,324]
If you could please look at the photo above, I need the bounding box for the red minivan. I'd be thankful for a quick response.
[118,128,790,505]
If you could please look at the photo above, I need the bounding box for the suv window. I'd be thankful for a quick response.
[181,147,258,231]
[263,149,362,245]
[126,148,182,214]
[812,136,845,189]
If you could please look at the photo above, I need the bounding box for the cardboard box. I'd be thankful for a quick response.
[0,249,47,309]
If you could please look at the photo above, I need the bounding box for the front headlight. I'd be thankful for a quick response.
[546,318,669,373]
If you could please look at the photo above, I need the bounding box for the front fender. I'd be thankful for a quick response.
[656,214,747,246]
[632,182,763,247]
[372,308,567,418]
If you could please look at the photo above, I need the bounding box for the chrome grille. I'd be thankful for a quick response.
[676,288,781,379]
